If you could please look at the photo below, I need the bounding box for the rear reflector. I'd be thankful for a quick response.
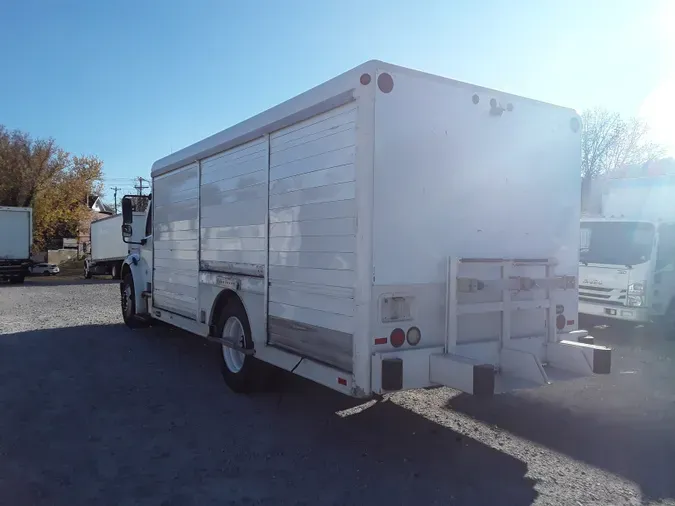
[374,337,388,345]
[567,319,575,326]
[337,377,347,386]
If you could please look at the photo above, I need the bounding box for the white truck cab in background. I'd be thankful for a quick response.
[580,174,675,333]
[119,60,611,398]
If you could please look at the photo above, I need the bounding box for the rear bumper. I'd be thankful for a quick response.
[579,301,649,323]
[371,334,611,396]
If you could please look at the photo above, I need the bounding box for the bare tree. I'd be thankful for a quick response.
[581,108,665,210]
[582,108,665,179]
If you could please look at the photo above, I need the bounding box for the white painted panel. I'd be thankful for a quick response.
[270,164,355,195]
[270,129,355,168]
[201,249,266,265]
[153,163,199,319]
[269,265,354,288]
[269,286,354,316]
[269,199,355,223]
[268,302,354,335]
[271,104,356,147]
[201,182,266,206]
[269,181,355,209]
[201,156,267,185]
[154,249,199,261]
[269,235,355,253]
[201,224,265,239]
[156,229,199,241]
[266,103,358,371]
[201,138,266,172]
[372,70,581,285]
[154,270,199,287]
[156,220,196,232]
[154,240,199,251]
[269,147,354,181]
[269,251,355,270]
[270,280,354,299]
[201,237,265,251]
[154,258,196,271]
[201,169,266,194]
[272,119,356,154]
[154,281,198,298]
[269,218,356,238]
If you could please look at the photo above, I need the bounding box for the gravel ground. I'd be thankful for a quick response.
[0,278,674,505]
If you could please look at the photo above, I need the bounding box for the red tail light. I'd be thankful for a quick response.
[556,314,566,330]
[390,328,405,348]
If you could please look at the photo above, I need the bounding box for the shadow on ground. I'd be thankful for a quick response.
[0,324,537,506]
[18,277,119,287]
[448,353,675,502]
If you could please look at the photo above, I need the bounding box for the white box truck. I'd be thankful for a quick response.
[119,60,611,397]
[0,206,32,284]
[84,212,145,279]
[580,174,675,334]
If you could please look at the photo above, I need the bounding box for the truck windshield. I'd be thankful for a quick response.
[580,221,655,266]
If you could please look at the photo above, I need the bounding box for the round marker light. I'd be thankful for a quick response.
[406,326,421,346]
[390,328,405,348]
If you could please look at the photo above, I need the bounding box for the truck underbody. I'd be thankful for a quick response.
[0,259,30,284]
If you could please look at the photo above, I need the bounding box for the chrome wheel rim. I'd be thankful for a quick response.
[222,316,246,373]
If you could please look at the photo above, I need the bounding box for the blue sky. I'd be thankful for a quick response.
[1,0,673,198]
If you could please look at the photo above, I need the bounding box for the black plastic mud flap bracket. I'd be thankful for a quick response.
[593,347,611,374]
[382,358,403,391]
[473,363,495,397]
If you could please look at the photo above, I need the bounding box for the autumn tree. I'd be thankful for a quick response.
[0,126,104,250]
[581,108,665,208]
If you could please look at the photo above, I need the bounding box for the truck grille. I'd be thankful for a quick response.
[579,286,626,306]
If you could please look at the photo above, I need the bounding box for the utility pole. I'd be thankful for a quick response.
[134,177,149,196]
[112,186,121,214]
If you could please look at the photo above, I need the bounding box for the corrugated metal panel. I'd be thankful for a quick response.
[153,163,199,319]
[267,103,357,371]
[200,137,268,273]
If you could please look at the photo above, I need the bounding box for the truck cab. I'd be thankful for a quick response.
[579,218,675,323]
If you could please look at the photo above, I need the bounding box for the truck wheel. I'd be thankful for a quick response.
[84,263,92,279]
[661,302,675,341]
[121,273,148,329]
[215,298,269,393]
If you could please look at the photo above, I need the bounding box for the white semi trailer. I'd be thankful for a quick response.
[0,206,32,284]
[119,60,611,397]
[84,213,145,279]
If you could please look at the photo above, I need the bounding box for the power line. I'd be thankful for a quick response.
[134,177,150,196]
[112,186,121,214]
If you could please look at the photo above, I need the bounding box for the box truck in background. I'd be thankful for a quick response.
[580,173,675,335]
[119,60,610,398]
[84,213,145,279]
[0,206,32,284]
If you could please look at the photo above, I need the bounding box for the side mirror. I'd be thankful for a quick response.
[122,223,132,239]
[121,197,133,225]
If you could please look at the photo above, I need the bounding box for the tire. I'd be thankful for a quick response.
[84,262,92,279]
[42,271,50,276]
[121,273,148,329]
[215,297,269,393]
[659,301,675,341]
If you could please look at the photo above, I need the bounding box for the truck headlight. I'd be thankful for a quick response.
[628,283,645,295]
[627,295,645,307]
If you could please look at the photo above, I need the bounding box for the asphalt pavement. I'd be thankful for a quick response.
[0,277,674,505]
